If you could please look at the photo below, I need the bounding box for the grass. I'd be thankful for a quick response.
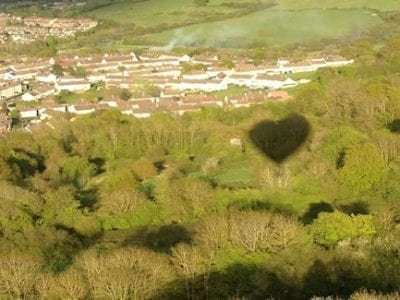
[139,9,383,48]
[272,0,400,11]
[82,0,400,26]
[5,0,395,52]
[84,0,268,26]
[215,167,253,186]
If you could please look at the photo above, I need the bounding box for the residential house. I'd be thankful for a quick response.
[18,108,38,119]
[167,79,227,92]
[69,104,96,115]
[182,70,210,80]
[55,77,91,92]
[253,75,297,89]
[0,80,23,99]
[225,74,254,87]
[267,90,291,101]
[36,72,57,83]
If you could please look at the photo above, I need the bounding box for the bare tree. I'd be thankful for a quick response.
[53,267,89,300]
[270,215,302,250]
[78,247,169,300]
[194,213,229,254]
[0,254,39,299]
[230,211,273,252]
[171,243,207,300]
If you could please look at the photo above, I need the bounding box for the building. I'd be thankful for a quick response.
[0,80,23,99]
[55,77,91,92]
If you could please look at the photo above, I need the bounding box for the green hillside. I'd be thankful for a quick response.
[141,9,382,48]
[272,0,400,11]
[77,0,393,48]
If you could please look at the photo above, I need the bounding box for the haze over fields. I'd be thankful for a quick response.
[79,0,393,47]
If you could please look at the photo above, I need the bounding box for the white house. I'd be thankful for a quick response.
[309,58,327,69]
[18,108,38,119]
[36,72,57,83]
[56,77,91,92]
[225,74,254,87]
[3,70,17,80]
[0,80,23,99]
[167,79,227,92]
[182,71,210,80]
[234,64,266,76]
[207,66,233,78]
[324,56,354,67]
[87,72,107,83]
[179,55,192,63]
[68,104,96,115]
[253,75,292,89]
[279,62,315,74]
[16,69,41,80]
[21,91,39,102]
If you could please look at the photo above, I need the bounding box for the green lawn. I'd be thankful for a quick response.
[85,0,265,26]
[61,0,392,49]
[272,0,400,11]
[84,0,400,26]
[140,9,383,47]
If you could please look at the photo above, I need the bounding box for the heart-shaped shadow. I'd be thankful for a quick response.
[249,113,310,163]
[387,119,400,133]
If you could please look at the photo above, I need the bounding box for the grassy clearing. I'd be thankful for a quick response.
[272,0,400,11]
[83,0,400,26]
[140,9,382,47]
[84,0,271,26]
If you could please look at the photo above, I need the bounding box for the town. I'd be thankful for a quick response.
[0,51,354,133]
[0,13,97,43]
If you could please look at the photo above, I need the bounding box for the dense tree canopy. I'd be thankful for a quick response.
[0,34,400,299]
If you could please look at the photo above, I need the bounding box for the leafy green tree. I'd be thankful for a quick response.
[157,177,214,221]
[41,188,82,228]
[312,211,376,247]
[120,89,131,101]
[52,64,64,77]
[339,143,387,194]
[132,157,157,181]
[59,156,97,188]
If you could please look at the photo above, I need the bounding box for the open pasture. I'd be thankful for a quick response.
[140,9,383,48]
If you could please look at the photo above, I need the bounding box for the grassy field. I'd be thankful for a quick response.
[20,0,395,50]
[139,9,383,48]
[272,0,400,11]
[83,0,400,25]
[84,0,271,26]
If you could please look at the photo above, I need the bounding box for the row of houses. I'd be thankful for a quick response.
[0,15,98,43]
[0,80,23,100]
[23,17,98,30]
[16,90,290,120]
[0,52,354,104]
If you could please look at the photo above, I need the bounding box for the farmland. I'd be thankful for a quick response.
[2,0,395,50]
[140,9,383,48]
[76,0,392,48]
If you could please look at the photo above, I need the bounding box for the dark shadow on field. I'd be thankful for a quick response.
[339,201,369,215]
[29,224,104,273]
[88,157,106,174]
[249,114,310,164]
[301,201,334,224]
[387,119,400,133]
[121,224,192,253]
[6,148,46,178]
[75,188,99,211]
[230,200,296,217]
[152,256,396,300]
